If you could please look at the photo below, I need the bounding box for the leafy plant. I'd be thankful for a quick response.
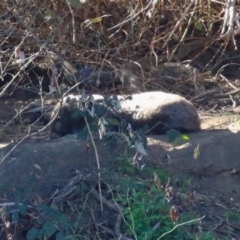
[116,185,182,240]
[167,129,189,146]
[75,93,148,164]
[224,209,240,228]
[3,194,28,224]
[116,154,139,175]
[26,205,73,240]
[177,176,193,192]
[2,195,74,240]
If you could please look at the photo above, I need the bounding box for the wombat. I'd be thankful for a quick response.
[50,91,200,137]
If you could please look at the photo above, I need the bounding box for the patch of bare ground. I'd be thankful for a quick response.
[1,109,240,238]
[147,129,240,238]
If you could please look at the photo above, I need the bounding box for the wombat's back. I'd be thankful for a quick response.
[117,91,200,133]
[50,91,200,137]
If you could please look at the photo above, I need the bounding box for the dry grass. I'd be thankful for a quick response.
[1,1,240,102]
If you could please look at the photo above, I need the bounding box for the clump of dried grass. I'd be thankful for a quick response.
[0,0,238,95]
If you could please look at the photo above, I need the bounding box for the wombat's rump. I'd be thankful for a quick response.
[50,91,200,137]
[116,91,200,134]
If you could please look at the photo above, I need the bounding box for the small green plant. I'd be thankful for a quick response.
[143,167,169,183]
[199,232,216,240]
[116,186,183,240]
[178,176,193,192]
[3,194,29,225]
[26,204,73,240]
[167,129,189,146]
[224,209,240,228]
[116,154,139,175]
[75,93,148,161]
[3,194,74,240]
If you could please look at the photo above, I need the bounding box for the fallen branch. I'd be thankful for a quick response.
[84,116,104,212]
[157,215,205,240]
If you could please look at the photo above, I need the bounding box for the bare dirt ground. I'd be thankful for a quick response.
[1,97,240,239]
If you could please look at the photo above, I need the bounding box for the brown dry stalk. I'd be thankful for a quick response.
[84,116,103,212]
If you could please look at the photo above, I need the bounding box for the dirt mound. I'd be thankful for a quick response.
[1,128,240,199]
[0,129,240,238]
[148,130,240,199]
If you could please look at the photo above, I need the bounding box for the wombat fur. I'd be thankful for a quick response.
[50,91,200,137]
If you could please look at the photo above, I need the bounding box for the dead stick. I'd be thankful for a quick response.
[84,117,103,212]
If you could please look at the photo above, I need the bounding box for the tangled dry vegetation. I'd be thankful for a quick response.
[1,0,240,100]
[0,0,240,94]
[1,0,240,239]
